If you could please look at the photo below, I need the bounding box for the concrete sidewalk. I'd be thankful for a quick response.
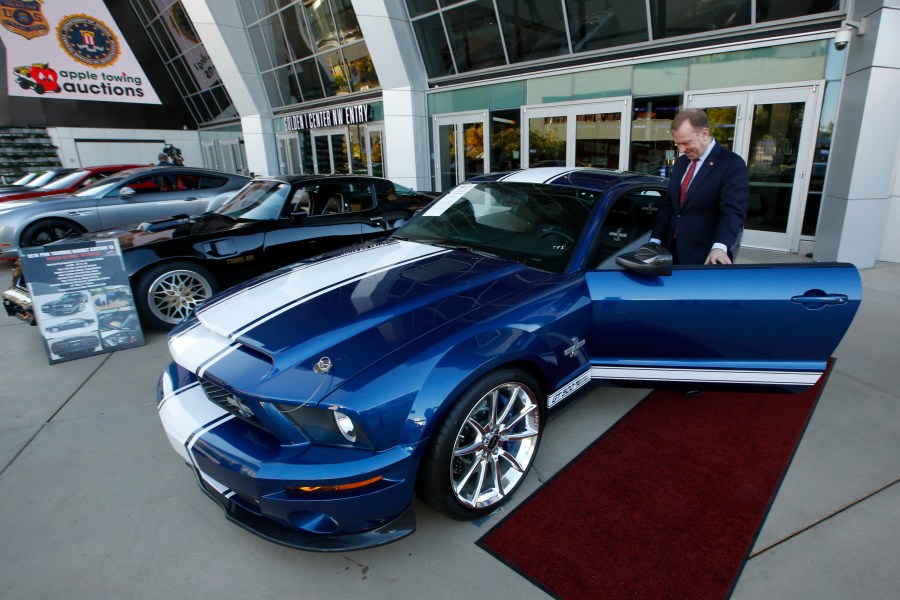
[0,252,897,600]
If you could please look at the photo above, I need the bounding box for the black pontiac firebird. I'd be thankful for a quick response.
[57,175,437,329]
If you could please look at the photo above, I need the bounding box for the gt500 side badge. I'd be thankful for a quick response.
[548,370,590,408]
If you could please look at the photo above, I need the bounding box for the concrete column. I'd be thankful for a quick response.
[816,1,900,266]
[179,0,279,176]
[352,0,431,192]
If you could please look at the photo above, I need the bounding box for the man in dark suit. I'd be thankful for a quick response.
[651,108,749,265]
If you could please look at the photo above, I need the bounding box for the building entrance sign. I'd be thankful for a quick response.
[283,103,372,131]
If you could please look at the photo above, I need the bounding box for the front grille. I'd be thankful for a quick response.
[199,377,264,429]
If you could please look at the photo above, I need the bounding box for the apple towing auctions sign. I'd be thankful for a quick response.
[0,0,160,103]
[19,239,144,365]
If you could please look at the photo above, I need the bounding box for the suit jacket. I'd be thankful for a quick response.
[651,142,749,265]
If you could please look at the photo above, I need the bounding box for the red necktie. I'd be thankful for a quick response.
[680,159,698,205]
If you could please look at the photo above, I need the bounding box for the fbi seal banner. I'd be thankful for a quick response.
[0,0,160,104]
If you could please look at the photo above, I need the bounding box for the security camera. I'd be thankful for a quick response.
[834,27,851,50]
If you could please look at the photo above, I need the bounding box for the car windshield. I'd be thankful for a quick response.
[215,180,290,221]
[395,181,599,274]
[42,170,90,190]
[26,171,65,188]
[394,183,421,197]
[12,172,40,185]
[73,175,127,198]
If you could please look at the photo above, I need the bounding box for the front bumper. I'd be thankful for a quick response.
[157,362,420,551]
[2,283,34,324]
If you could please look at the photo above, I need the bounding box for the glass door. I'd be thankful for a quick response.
[523,98,630,169]
[277,134,303,175]
[367,125,384,177]
[688,85,821,253]
[311,128,350,174]
[433,112,488,192]
[201,142,219,171]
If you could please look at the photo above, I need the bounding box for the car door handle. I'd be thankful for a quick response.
[182,196,197,201]
[370,216,384,224]
[791,293,848,306]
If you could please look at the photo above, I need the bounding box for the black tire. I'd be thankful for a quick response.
[20,219,86,248]
[134,261,219,330]
[417,368,544,520]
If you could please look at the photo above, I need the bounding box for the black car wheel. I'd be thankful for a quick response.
[135,262,219,330]
[20,219,87,248]
[417,368,543,520]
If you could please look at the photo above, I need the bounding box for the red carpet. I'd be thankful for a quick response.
[478,363,833,600]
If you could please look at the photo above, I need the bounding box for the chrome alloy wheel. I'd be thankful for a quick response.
[450,381,541,509]
[147,269,214,325]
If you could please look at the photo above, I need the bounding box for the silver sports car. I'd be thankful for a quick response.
[0,166,249,259]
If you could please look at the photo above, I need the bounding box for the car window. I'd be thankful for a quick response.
[127,175,169,194]
[298,181,374,216]
[75,175,126,198]
[592,187,665,267]
[43,170,91,190]
[199,176,228,189]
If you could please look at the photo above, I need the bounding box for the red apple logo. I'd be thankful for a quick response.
[30,64,59,93]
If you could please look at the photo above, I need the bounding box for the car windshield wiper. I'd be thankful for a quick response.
[427,239,501,259]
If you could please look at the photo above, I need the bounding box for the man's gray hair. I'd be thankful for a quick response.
[671,108,710,132]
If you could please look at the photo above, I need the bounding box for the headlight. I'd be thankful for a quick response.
[276,404,373,449]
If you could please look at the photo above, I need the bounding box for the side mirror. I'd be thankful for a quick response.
[615,242,673,276]
[290,210,309,223]
[119,186,136,198]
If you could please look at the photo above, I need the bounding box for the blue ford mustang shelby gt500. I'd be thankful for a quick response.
[157,167,861,551]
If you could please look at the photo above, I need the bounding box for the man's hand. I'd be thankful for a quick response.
[705,248,732,265]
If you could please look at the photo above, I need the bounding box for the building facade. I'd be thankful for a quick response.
[2,1,897,267]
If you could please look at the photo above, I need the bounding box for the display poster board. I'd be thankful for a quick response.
[19,239,144,365]
[0,0,161,103]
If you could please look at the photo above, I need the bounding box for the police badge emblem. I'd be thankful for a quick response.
[56,13,120,68]
[0,0,50,40]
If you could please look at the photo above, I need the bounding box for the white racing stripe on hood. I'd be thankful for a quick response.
[196,240,450,338]
[158,376,230,463]
[169,321,240,377]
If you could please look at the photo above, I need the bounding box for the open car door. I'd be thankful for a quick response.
[585,259,861,393]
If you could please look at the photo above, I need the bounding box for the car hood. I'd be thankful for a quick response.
[63,213,239,250]
[170,239,548,405]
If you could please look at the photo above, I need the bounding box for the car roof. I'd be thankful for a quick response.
[469,167,667,192]
[78,164,143,173]
[254,174,391,184]
[113,166,247,178]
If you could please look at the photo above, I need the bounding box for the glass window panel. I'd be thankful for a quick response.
[182,45,219,92]
[443,1,506,73]
[369,129,383,176]
[261,70,285,107]
[490,109,521,172]
[263,13,291,68]
[331,0,363,44]
[437,123,458,190]
[804,81,839,236]
[405,0,439,18]
[342,42,379,92]
[565,0,649,52]
[171,55,200,95]
[209,85,238,121]
[526,74,572,104]
[489,81,525,110]
[306,0,340,50]
[462,121,485,180]
[149,18,178,58]
[629,96,681,175]
[296,58,326,101]
[650,0,750,40]
[332,134,349,173]
[299,131,314,174]
[757,1,841,23]
[247,22,276,71]
[573,66,631,100]
[704,106,739,151]
[689,42,826,89]
[238,1,260,25]
[273,63,303,106]
[495,0,567,63]
[439,0,468,6]
[746,102,806,234]
[529,116,567,165]
[349,126,368,174]
[633,59,688,95]
[320,49,350,95]
[412,14,455,77]
[575,112,622,169]
[281,6,315,62]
